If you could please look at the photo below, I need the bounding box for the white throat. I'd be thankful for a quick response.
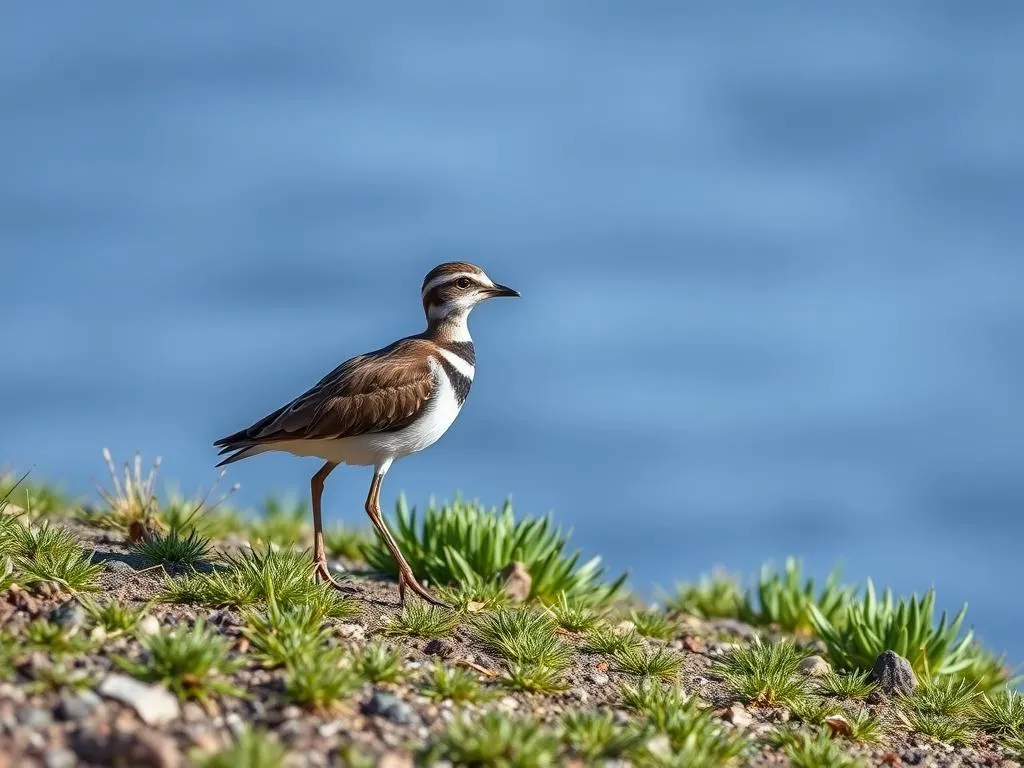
[428,307,473,342]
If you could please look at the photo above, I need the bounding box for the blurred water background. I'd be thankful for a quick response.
[2,4,1023,662]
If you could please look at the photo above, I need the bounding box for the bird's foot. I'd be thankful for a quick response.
[398,570,450,609]
[313,558,349,591]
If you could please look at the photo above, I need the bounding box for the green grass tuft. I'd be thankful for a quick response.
[741,558,852,635]
[241,598,331,669]
[630,608,678,640]
[283,648,360,710]
[907,712,975,745]
[24,620,92,655]
[115,619,243,703]
[582,626,643,655]
[160,546,358,619]
[560,711,646,761]
[809,580,975,678]
[974,689,1024,735]
[421,711,560,767]
[132,529,211,567]
[0,474,72,518]
[2,521,102,592]
[363,496,625,604]
[547,592,603,632]
[714,639,808,707]
[664,571,743,620]
[844,708,884,744]
[380,602,458,638]
[434,581,510,613]
[356,641,404,683]
[471,607,573,670]
[613,644,683,682]
[501,662,567,693]
[904,678,983,718]
[775,730,865,768]
[816,670,876,700]
[420,662,492,704]
[79,597,151,637]
[195,727,288,768]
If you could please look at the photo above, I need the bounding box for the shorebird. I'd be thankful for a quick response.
[214,262,519,605]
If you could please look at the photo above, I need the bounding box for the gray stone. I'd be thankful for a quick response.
[361,690,417,725]
[59,690,102,720]
[587,672,610,686]
[105,559,135,574]
[49,600,87,630]
[870,650,917,695]
[97,674,180,725]
[17,707,53,728]
[799,655,832,677]
[44,748,77,768]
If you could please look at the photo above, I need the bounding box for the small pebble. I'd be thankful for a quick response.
[423,638,455,658]
[137,615,161,636]
[361,690,417,725]
[800,655,832,677]
[58,690,101,720]
[50,600,87,630]
[97,674,180,726]
[105,560,135,574]
[17,707,53,728]
[43,748,77,768]
[587,672,610,686]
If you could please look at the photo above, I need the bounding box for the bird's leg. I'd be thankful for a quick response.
[310,461,345,589]
[363,472,449,608]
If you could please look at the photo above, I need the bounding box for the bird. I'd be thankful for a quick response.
[214,262,519,606]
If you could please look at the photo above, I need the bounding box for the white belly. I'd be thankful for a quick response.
[271,360,462,469]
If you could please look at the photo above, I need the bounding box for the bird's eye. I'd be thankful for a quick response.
[456,277,472,289]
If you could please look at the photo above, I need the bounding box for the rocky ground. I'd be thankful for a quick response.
[0,515,1020,768]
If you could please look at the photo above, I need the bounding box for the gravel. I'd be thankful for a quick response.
[97,674,181,726]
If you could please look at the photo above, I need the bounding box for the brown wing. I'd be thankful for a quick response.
[215,338,436,455]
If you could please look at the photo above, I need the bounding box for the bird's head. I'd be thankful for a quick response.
[420,262,519,323]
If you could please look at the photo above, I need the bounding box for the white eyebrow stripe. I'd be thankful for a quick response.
[422,271,493,295]
[435,347,475,380]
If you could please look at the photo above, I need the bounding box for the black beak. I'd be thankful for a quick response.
[487,283,520,298]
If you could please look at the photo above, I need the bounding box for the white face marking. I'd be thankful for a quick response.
[435,348,475,380]
[421,270,495,296]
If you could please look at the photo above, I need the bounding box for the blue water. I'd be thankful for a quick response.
[3,4,1023,663]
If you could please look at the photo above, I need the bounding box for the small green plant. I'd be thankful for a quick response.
[741,559,852,635]
[89,450,163,533]
[363,496,625,604]
[195,727,288,768]
[472,608,572,669]
[776,730,865,768]
[380,602,458,638]
[132,529,211,567]
[907,712,975,745]
[630,608,678,640]
[24,620,91,655]
[626,685,748,767]
[816,670,875,700]
[435,580,510,613]
[809,581,974,678]
[0,474,71,518]
[247,495,309,546]
[904,678,982,718]
[664,571,743,619]
[357,641,404,683]
[974,689,1024,735]
[420,662,491,703]
[714,639,808,707]
[613,644,683,682]
[3,522,103,592]
[79,597,151,637]
[560,711,646,761]
[24,660,96,694]
[582,626,643,655]
[421,711,560,767]
[548,592,603,632]
[241,598,330,668]
[844,708,884,744]
[115,620,243,703]
[501,662,567,693]
[284,648,360,710]
[789,697,842,726]
[960,645,1014,692]
[161,487,243,539]
[323,524,374,562]
[161,546,358,619]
